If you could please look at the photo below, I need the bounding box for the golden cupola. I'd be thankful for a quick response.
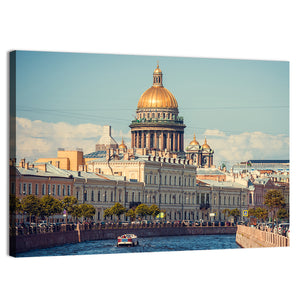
[137,63,178,109]
[202,137,211,149]
[189,133,200,146]
[118,137,127,150]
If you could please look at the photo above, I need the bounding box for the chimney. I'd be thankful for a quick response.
[55,161,60,168]
[25,162,29,169]
[19,158,25,168]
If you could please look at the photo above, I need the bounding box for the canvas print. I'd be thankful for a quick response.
[9,51,289,257]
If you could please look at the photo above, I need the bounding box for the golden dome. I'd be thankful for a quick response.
[137,86,178,109]
[118,137,127,149]
[137,63,178,109]
[189,133,199,145]
[153,64,162,74]
[202,137,210,149]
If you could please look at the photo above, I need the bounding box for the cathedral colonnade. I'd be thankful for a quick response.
[131,130,184,152]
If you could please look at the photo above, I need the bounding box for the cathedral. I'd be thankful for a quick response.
[129,63,214,168]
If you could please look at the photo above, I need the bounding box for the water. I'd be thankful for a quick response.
[16,234,240,257]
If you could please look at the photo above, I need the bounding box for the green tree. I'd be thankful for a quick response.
[62,196,78,223]
[80,203,96,221]
[125,208,136,221]
[149,204,160,219]
[135,203,150,220]
[9,195,21,225]
[104,207,113,220]
[229,208,240,223]
[109,202,127,222]
[21,195,41,224]
[277,208,289,221]
[264,189,286,222]
[71,204,84,222]
[40,195,63,224]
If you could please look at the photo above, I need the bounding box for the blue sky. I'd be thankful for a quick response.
[15,50,289,165]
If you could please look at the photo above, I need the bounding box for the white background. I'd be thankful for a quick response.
[1,1,299,299]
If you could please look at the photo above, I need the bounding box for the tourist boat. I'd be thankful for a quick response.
[117,234,138,247]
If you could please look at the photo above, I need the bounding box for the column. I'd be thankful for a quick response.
[160,132,164,151]
[131,132,134,148]
[147,132,151,149]
[173,132,176,151]
[141,131,145,148]
[181,133,184,152]
[177,132,180,152]
[154,132,158,149]
[167,132,171,150]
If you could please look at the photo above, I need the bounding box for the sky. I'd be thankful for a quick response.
[14,50,289,166]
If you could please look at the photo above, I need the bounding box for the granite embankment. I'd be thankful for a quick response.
[236,225,289,248]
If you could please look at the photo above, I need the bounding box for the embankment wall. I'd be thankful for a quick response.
[236,225,289,248]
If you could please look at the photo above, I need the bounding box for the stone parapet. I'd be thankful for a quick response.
[236,225,289,248]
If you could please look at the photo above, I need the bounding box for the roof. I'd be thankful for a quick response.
[199,179,247,189]
[196,168,225,175]
[83,150,106,158]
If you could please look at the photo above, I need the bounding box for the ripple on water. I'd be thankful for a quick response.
[16,234,240,257]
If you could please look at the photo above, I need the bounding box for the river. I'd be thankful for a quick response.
[16,234,240,257]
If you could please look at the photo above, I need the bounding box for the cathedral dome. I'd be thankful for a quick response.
[137,63,178,109]
[137,86,178,109]
[118,137,127,150]
[202,137,211,149]
[189,134,200,146]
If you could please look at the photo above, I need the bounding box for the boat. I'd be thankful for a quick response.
[117,233,138,247]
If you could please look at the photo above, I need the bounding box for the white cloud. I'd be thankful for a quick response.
[15,117,130,162]
[15,118,289,166]
[185,130,289,166]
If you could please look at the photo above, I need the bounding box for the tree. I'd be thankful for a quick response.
[149,204,160,219]
[80,203,96,221]
[222,208,231,221]
[277,208,289,221]
[109,202,127,222]
[21,195,41,224]
[40,195,63,224]
[125,208,136,222]
[264,189,286,222]
[62,196,78,223]
[9,194,21,225]
[135,204,150,220]
[248,207,268,222]
[104,207,113,220]
[229,208,240,223]
[71,204,84,222]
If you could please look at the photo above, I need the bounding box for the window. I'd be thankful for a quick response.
[67,185,71,196]
[62,185,66,196]
[145,175,147,184]
[52,185,56,196]
[48,184,51,195]
[111,191,114,202]
[35,184,38,195]
[28,183,32,195]
[98,191,101,202]
[174,176,176,186]
[42,184,45,195]
[76,191,79,200]
[91,190,94,202]
[179,177,181,186]
[19,183,22,195]
[57,185,61,196]
[23,183,27,195]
